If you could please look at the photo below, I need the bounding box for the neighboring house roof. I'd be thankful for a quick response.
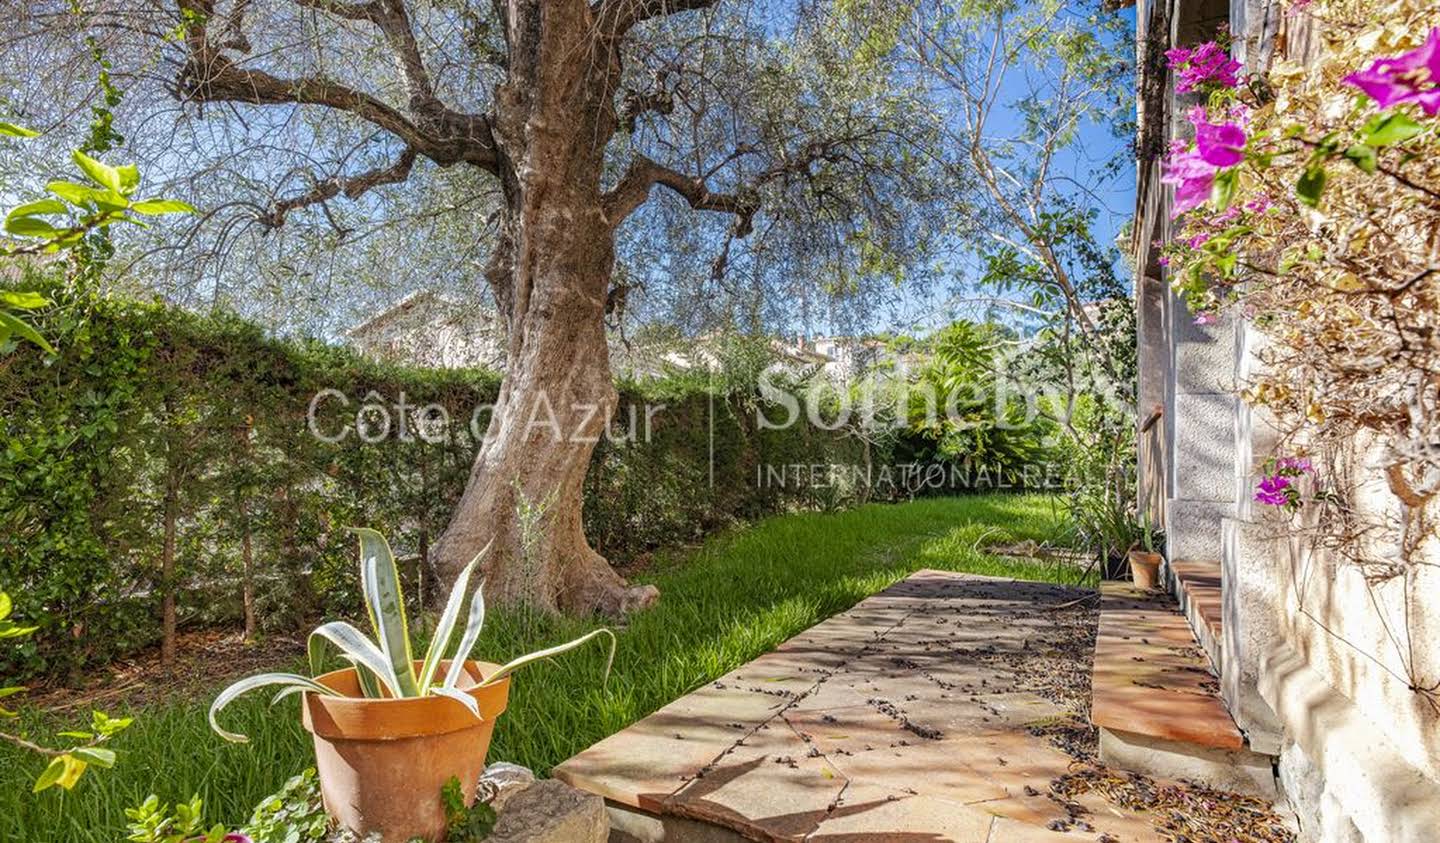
[344,290,469,339]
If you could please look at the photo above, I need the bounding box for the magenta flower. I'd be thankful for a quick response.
[1162,148,1216,217]
[1254,475,1291,506]
[1167,41,1243,93]
[1193,312,1219,326]
[1187,232,1211,249]
[1194,120,1247,167]
[1244,195,1272,214]
[1343,27,1440,116]
[1157,254,1171,267]
[1277,456,1314,474]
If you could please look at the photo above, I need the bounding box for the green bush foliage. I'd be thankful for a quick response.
[0,280,857,677]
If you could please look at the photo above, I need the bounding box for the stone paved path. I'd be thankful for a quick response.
[554,570,1173,842]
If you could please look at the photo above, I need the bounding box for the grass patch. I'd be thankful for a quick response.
[0,493,1081,841]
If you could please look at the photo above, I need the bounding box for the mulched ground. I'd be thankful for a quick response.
[22,628,305,713]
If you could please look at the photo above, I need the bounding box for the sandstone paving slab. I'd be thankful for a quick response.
[666,715,848,840]
[551,678,795,810]
[555,571,1209,841]
[806,785,1000,841]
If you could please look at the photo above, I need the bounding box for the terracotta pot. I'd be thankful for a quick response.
[1128,550,1163,590]
[302,660,511,843]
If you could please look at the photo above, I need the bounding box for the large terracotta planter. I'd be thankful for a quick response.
[1128,550,1162,590]
[302,660,511,843]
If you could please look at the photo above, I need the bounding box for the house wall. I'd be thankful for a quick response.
[1134,1,1440,839]
[349,293,507,370]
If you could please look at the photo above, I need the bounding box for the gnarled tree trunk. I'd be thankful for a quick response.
[431,1,656,615]
[168,0,773,616]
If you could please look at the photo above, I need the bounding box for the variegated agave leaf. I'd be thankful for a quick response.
[308,621,401,698]
[478,628,617,688]
[442,582,487,690]
[210,673,337,743]
[349,527,420,697]
[418,541,490,693]
[429,685,484,721]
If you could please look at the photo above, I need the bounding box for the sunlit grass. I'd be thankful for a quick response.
[0,493,1082,841]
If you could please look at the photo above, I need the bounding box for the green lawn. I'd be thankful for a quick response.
[0,493,1083,842]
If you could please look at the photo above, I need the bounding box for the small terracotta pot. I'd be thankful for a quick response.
[1128,550,1163,590]
[302,660,510,843]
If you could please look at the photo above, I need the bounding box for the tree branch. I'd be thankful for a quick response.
[177,0,496,171]
[261,146,419,229]
[598,0,721,36]
[292,0,382,21]
[602,154,759,233]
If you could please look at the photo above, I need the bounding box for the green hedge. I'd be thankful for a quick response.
[0,282,884,677]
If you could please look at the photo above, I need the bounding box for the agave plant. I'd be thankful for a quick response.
[209,528,615,742]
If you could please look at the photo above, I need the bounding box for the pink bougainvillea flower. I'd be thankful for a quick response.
[1168,41,1243,93]
[1162,148,1216,217]
[1194,120,1247,167]
[1157,254,1171,267]
[1193,312,1219,326]
[1343,27,1440,115]
[1187,232,1211,249]
[1254,475,1291,506]
[1244,194,1273,214]
[1277,456,1314,474]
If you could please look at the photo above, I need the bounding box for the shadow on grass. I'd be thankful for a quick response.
[0,493,1078,841]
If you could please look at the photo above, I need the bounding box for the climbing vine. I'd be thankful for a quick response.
[1159,0,1439,706]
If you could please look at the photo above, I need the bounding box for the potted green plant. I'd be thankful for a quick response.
[1126,512,1164,590]
[209,529,614,842]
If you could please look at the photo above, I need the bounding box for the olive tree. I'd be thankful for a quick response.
[6,0,929,615]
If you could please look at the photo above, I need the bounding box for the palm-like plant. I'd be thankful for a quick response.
[209,528,615,742]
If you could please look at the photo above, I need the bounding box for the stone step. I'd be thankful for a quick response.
[1166,557,1224,672]
[1091,583,1275,796]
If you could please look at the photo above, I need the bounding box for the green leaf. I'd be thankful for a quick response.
[1211,168,1238,210]
[6,199,67,220]
[442,582,487,690]
[0,591,10,620]
[478,627,617,689]
[33,754,87,792]
[72,747,116,769]
[72,150,122,193]
[1342,144,1377,174]
[0,311,55,353]
[130,198,196,215]
[56,731,94,740]
[0,290,50,310]
[430,685,483,721]
[3,216,63,238]
[1296,165,1327,208]
[116,164,141,194]
[307,621,401,698]
[1363,112,1424,147]
[0,619,40,639]
[419,541,489,693]
[350,528,419,697]
[33,757,68,792]
[209,673,339,743]
[0,121,39,138]
[93,711,133,736]
[47,181,104,207]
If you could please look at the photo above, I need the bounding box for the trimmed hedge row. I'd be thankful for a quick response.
[1,283,882,676]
